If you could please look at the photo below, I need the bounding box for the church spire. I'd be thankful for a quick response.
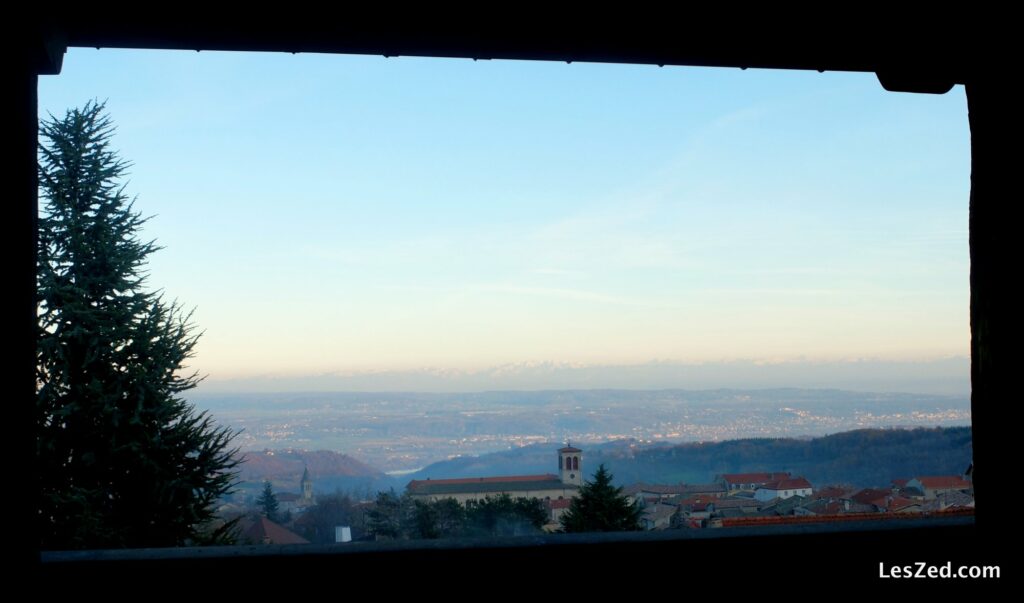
[301,465,313,501]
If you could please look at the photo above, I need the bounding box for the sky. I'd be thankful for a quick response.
[38,49,971,392]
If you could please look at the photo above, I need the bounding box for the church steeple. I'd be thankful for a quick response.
[558,444,583,487]
[301,465,313,501]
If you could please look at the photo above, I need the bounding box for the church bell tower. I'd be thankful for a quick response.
[559,445,583,486]
[301,466,313,501]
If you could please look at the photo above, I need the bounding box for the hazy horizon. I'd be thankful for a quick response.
[190,356,969,396]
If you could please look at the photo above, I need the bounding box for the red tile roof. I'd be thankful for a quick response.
[559,446,583,453]
[408,474,559,489]
[759,478,812,491]
[915,476,971,489]
[851,488,892,507]
[892,478,910,488]
[240,516,309,545]
[886,496,920,511]
[680,495,719,506]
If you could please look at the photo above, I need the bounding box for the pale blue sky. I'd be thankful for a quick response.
[39,49,971,386]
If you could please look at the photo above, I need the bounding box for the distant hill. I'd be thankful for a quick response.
[406,439,641,483]
[238,449,390,495]
[409,427,973,489]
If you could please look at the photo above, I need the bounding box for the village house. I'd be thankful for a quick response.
[236,515,309,545]
[624,482,725,506]
[639,503,677,530]
[907,476,972,500]
[717,472,792,492]
[922,490,975,512]
[753,477,813,502]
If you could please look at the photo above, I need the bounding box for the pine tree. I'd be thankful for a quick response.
[559,464,642,533]
[298,493,359,543]
[256,480,280,521]
[465,494,548,537]
[36,101,239,549]
[366,490,406,540]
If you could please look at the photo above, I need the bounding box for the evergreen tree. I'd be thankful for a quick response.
[366,490,406,540]
[36,101,239,549]
[298,493,359,544]
[559,464,642,533]
[410,499,441,539]
[256,481,280,521]
[430,498,467,538]
[465,493,548,537]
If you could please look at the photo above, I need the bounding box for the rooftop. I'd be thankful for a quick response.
[850,488,893,507]
[760,478,813,491]
[914,476,972,490]
[239,516,309,545]
[408,474,577,496]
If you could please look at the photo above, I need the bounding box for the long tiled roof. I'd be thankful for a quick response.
[408,474,577,496]
[759,477,813,491]
[915,476,972,489]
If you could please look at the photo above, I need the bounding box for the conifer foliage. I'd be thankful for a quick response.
[559,464,642,533]
[257,481,280,522]
[36,101,238,549]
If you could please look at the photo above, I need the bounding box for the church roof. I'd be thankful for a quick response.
[408,474,577,496]
[558,446,582,453]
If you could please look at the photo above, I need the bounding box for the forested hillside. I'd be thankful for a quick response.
[412,427,973,488]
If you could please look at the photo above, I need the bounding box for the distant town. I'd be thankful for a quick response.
[218,438,974,545]
[191,388,970,474]
[203,387,973,545]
